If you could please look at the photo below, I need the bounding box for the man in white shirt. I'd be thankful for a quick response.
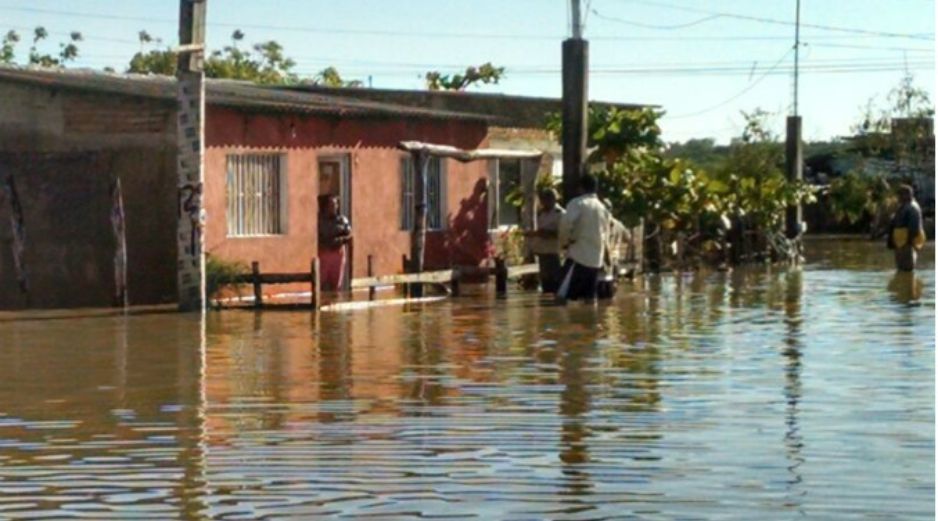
[557,174,612,302]
[524,189,565,293]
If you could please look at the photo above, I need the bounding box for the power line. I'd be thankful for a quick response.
[0,4,932,43]
[590,9,723,30]
[663,48,793,119]
[807,41,934,53]
[609,0,934,40]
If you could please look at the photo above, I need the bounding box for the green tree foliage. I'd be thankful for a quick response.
[312,66,363,88]
[853,72,934,167]
[826,172,895,225]
[1,30,19,64]
[546,106,814,269]
[425,62,504,91]
[1,27,83,67]
[128,30,300,84]
[127,30,363,87]
[664,138,726,172]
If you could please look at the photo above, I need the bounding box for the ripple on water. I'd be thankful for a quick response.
[0,239,931,519]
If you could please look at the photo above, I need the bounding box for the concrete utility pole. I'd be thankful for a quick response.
[785,0,803,240]
[176,0,207,311]
[561,0,589,204]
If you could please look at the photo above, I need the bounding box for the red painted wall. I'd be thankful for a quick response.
[204,107,491,285]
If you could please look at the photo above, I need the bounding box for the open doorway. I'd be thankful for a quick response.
[318,155,352,290]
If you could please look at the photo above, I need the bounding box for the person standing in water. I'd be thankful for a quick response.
[525,188,566,293]
[557,174,612,302]
[318,194,352,291]
[888,184,925,272]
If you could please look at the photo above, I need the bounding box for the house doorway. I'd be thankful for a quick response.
[318,155,352,290]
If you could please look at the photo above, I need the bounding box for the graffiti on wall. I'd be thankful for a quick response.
[176,72,205,308]
[110,177,128,307]
[3,174,28,295]
[178,181,203,266]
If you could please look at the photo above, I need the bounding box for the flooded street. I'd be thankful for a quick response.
[0,239,933,520]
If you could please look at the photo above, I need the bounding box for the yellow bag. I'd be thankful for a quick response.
[892,227,909,249]
[892,227,928,250]
[913,228,926,250]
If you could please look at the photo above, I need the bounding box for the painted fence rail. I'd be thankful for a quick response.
[226,257,541,310]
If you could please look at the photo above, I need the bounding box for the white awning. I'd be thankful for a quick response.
[398,141,543,162]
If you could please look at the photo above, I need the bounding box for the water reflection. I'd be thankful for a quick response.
[888,271,924,305]
[782,269,806,514]
[557,310,593,500]
[0,239,932,519]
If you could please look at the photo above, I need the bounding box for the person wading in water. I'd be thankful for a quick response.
[556,174,612,303]
[887,184,925,272]
[525,188,565,293]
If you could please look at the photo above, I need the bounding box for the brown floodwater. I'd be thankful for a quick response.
[0,238,933,519]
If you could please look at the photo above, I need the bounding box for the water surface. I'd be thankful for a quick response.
[0,239,933,519]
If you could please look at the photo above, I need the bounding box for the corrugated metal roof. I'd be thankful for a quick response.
[284,85,656,129]
[0,65,494,122]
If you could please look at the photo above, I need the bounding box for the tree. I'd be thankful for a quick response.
[425,62,504,91]
[311,66,363,88]
[1,27,82,67]
[129,30,300,84]
[127,30,364,87]
[1,30,19,64]
[853,72,934,168]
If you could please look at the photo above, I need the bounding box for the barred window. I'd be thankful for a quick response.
[226,154,285,237]
[401,156,446,231]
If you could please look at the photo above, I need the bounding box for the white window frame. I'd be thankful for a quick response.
[226,153,288,238]
[401,155,447,232]
[488,158,523,231]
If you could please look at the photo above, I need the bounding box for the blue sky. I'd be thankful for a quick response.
[0,0,934,143]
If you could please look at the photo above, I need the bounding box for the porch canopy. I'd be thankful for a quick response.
[397,141,545,292]
[398,141,544,162]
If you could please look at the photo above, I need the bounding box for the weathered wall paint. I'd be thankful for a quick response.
[204,107,491,286]
[0,83,177,310]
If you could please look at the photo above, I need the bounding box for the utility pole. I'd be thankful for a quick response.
[785,0,803,241]
[561,0,589,203]
[176,0,207,311]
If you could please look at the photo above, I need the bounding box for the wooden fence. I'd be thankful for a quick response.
[229,256,540,310]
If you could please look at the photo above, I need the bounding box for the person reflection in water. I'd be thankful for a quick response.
[887,184,925,272]
[318,194,351,291]
[888,271,923,304]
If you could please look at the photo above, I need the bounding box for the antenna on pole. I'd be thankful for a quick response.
[793,0,801,116]
[571,0,582,39]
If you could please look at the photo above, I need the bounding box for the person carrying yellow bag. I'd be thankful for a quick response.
[886,184,925,271]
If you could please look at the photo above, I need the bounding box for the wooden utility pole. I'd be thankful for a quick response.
[176,0,207,311]
[785,0,803,240]
[561,0,589,204]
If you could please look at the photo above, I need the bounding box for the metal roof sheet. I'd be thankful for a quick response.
[0,65,494,122]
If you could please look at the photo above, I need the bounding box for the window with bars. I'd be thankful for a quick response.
[400,156,446,231]
[226,154,285,237]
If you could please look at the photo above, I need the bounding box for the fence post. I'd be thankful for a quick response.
[402,254,410,298]
[495,257,507,297]
[367,254,375,301]
[450,267,461,297]
[252,261,262,308]
[311,257,320,310]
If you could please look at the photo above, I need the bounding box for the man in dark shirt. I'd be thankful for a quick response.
[889,184,924,272]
